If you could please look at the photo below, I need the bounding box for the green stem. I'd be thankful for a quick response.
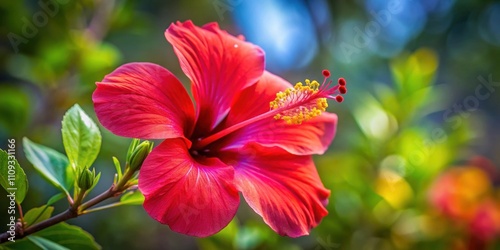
[81,202,125,214]
[72,190,86,210]
[16,203,24,226]
[114,168,134,191]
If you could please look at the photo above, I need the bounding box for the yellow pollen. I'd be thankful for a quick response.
[270,79,328,125]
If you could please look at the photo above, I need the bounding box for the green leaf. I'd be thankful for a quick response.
[199,218,239,250]
[3,222,101,250]
[46,193,66,206]
[0,149,28,203]
[0,86,30,134]
[27,236,69,250]
[61,104,101,171]
[23,206,54,227]
[352,93,398,141]
[112,157,122,181]
[23,137,73,196]
[88,172,101,194]
[120,190,144,205]
[126,139,139,162]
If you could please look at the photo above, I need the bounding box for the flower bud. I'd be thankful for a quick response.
[127,141,153,172]
[126,139,140,164]
[78,168,94,191]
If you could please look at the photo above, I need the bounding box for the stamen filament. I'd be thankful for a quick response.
[193,69,347,149]
[193,108,282,149]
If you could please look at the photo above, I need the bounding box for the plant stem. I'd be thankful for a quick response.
[0,164,139,244]
[16,203,24,226]
[79,186,115,211]
[72,190,86,210]
[0,184,125,244]
[81,202,124,214]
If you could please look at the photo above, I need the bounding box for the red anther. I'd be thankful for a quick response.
[339,86,347,94]
[322,69,331,78]
[338,78,346,86]
[335,95,344,103]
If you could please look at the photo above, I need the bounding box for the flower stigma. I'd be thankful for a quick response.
[270,69,347,124]
[193,70,346,149]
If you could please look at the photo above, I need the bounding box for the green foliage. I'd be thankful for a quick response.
[23,137,73,196]
[119,190,145,205]
[309,48,476,249]
[112,157,122,181]
[46,193,66,206]
[3,201,100,250]
[88,172,101,194]
[61,104,102,172]
[0,86,30,136]
[199,219,238,250]
[3,223,101,250]
[23,206,54,228]
[0,105,127,248]
[0,149,28,203]
[27,236,70,250]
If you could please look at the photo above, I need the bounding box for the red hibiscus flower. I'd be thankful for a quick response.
[92,20,347,237]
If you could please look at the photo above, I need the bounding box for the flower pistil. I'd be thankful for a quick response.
[270,70,347,124]
[193,70,346,149]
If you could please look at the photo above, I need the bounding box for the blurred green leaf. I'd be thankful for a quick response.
[352,93,398,141]
[119,190,144,205]
[3,222,101,250]
[0,86,30,135]
[27,236,69,250]
[61,104,101,172]
[332,189,364,224]
[23,206,54,228]
[80,42,121,74]
[0,149,28,203]
[390,49,439,123]
[199,219,238,250]
[391,48,438,95]
[46,193,66,206]
[23,137,73,196]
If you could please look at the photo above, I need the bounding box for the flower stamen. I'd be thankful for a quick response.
[270,69,347,124]
[193,69,347,149]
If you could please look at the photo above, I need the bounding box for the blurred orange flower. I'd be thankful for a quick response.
[428,156,500,248]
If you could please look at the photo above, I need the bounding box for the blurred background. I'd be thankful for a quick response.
[1,0,500,249]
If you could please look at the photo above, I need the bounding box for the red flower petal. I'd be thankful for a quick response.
[224,143,330,237]
[225,71,292,124]
[138,138,240,237]
[93,62,195,140]
[222,71,338,155]
[165,21,265,134]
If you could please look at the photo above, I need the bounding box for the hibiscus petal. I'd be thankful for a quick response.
[139,138,240,237]
[222,71,338,155]
[226,71,292,124]
[165,21,265,134]
[93,62,195,140]
[224,143,330,237]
